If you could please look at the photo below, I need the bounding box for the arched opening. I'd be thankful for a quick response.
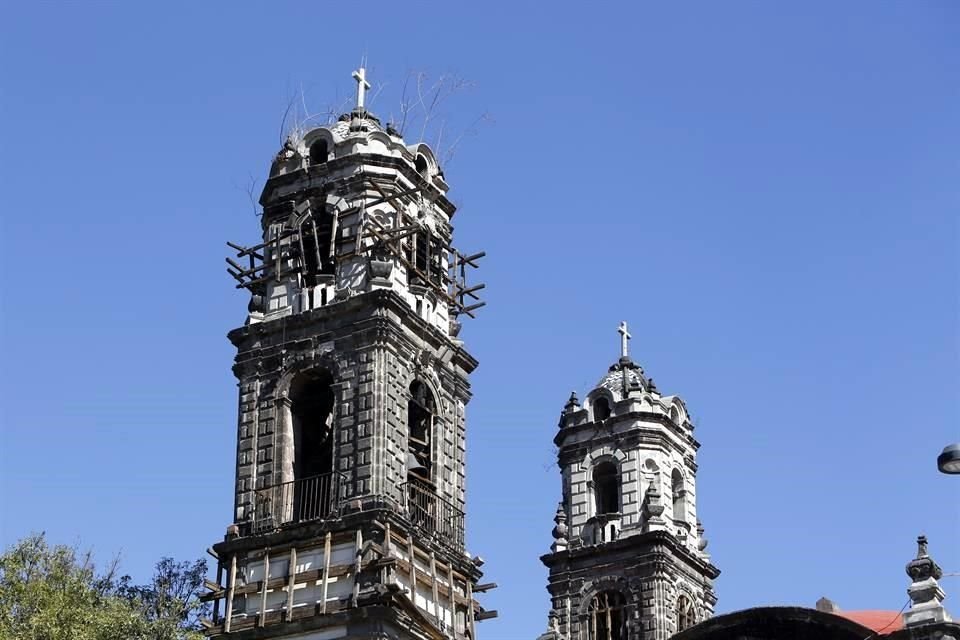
[407,381,434,482]
[588,590,626,640]
[309,140,329,165]
[672,469,686,521]
[676,595,694,632]
[297,207,336,286]
[593,461,619,515]
[593,397,611,421]
[415,154,429,177]
[289,370,335,521]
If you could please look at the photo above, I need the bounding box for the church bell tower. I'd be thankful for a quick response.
[537,324,719,640]
[202,69,492,640]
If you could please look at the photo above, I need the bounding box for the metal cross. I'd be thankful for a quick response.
[618,321,631,359]
[352,67,371,109]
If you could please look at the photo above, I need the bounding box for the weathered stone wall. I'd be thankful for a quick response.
[228,290,473,529]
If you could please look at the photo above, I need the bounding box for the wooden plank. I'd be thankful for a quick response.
[231,564,353,597]
[224,554,237,633]
[407,535,417,605]
[352,529,362,604]
[447,564,456,633]
[212,561,223,620]
[467,581,475,639]
[321,531,332,614]
[430,552,439,624]
[286,547,296,621]
[258,551,270,627]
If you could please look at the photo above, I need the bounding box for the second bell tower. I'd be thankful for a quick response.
[204,69,492,640]
[537,324,719,640]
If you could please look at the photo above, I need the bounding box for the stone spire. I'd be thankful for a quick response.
[904,535,952,628]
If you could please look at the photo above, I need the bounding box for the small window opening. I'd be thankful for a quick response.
[593,461,619,515]
[290,370,335,521]
[309,140,329,165]
[407,381,434,481]
[415,154,429,177]
[405,231,444,286]
[589,590,626,640]
[672,469,686,521]
[593,397,611,421]
[677,595,694,632]
[298,208,336,284]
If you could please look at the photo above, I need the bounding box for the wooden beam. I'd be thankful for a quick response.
[467,581,475,640]
[352,529,362,605]
[430,552,440,625]
[285,547,296,621]
[321,531,331,615]
[258,551,270,627]
[224,554,237,633]
[447,563,456,634]
[407,535,417,605]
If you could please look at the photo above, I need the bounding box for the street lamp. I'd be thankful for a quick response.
[938,443,960,475]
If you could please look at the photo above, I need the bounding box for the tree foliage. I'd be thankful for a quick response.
[0,534,209,640]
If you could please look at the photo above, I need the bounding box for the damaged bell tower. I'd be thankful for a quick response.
[203,68,494,640]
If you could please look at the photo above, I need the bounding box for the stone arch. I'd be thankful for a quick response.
[405,375,442,485]
[272,349,342,486]
[582,449,629,540]
[585,388,616,422]
[274,348,341,400]
[408,142,439,178]
[669,397,689,427]
[577,576,634,616]
[302,128,336,160]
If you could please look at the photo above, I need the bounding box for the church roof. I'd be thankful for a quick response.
[594,357,653,401]
[834,610,904,633]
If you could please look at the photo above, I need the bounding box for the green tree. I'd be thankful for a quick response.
[0,534,209,640]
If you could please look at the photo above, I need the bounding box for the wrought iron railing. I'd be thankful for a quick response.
[402,480,465,549]
[253,472,344,533]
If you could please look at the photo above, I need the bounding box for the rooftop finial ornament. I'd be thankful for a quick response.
[352,65,371,110]
[618,320,632,361]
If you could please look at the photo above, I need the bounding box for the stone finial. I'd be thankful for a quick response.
[536,610,564,640]
[904,535,951,628]
[647,377,659,394]
[697,520,709,552]
[551,503,568,552]
[816,597,840,614]
[563,391,580,414]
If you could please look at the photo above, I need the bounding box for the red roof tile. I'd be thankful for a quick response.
[835,610,904,633]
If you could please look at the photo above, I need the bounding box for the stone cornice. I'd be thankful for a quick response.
[228,290,478,377]
[260,154,456,218]
[540,530,720,580]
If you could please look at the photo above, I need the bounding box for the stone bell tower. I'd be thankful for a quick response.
[537,323,719,640]
[202,69,494,640]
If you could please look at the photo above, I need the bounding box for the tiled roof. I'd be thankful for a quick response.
[834,610,904,633]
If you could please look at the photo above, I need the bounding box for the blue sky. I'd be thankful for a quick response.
[1,2,957,638]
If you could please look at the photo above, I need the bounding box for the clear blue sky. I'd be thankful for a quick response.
[1,2,957,638]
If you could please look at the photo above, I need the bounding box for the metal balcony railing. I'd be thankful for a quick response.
[253,472,344,533]
[402,480,465,549]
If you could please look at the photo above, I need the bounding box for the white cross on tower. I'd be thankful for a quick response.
[352,67,371,109]
[618,321,632,359]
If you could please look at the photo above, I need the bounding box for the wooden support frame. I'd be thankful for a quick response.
[353,530,363,604]
[286,547,297,621]
[224,554,237,633]
[407,536,417,604]
[321,532,332,615]
[258,552,270,627]
[429,552,440,625]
